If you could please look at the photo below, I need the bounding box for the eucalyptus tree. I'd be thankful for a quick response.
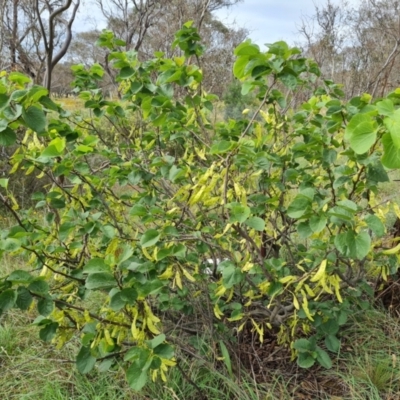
[0,0,81,90]
[299,0,400,98]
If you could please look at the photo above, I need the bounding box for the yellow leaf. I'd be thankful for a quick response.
[104,329,114,346]
[25,165,35,175]
[393,203,400,219]
[175,271,182,290]
[227,313,244,322]
[330,275,343,303]
[238,322,246,332]
[300,290,314,321]
[151,369,158,382]
[162,358,176,367]
[242,262,254,272]
[280,275,296,284]
[226,288,234,302]
[213,303,224,319]
[310,259,327,282]
[158,266,174,280]
[195,147,207,160]
[174,56,185,66]
[146,317,161,335]
[214,223,232,239]
[382,265,388,281]
[181,267,195,282]
[293,294,300,310]
[251,318,264,343]
[320,275,333,294]
[142,247,154,261]
[144,302,160,323]
[160,369,167,382]
[304,284,315,298]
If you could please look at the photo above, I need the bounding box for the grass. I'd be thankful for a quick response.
[4,305,400,399]
[2,215,400,399]
[0,309,272,399]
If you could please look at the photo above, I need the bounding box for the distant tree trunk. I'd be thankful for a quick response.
[35,0,80,91]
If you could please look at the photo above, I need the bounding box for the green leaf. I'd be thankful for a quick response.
[297,221,312,238]
[233,56,250,79]
[228,203,251,224]
[119,67,135,79]
[0,178,8,189]
[287,194,312,219]
[153,343,174,359]
[245,216,265,231]
[297,352,315,368]
[124,346,151,362]
[221,262,243,288]
[9,72,31,85]
[0,93,10,109]
[15,287,33,310]
[126,363,148,391]
[40,137,66,158]
[76,346,97,374]
[109,291,126,311]
[210,140,233,154]
[98,359,114,372]
[0,289,17,312]
[234,41,260,56]
[115,244,133,265]
[384,108,400,148]
[37,297,53,316]
[28,86,48,102]
[219,340,233,376]
[377,99,394,116]
[140,229,160,248]
[7,270,33,283]
[22,106,46,133]
[1,238,21,251]
[85,273,116,290]
[309,215,327,233]
[366,162,389,182]
[146,334,166,349]
[334,231,371,260]
[316,347,332,369]
[293,338,313,352]
[365,214,385,237]
[83,258,110,274]
[39,322,59,342]
[280,73,297,89]
[382,133,400,169]
[0,127,17,146]
[28,279,49,295]
[345,114,377,154]
[325,335,341,353]
[130,205,148,217]
[120,288,138,304]
[337,199,357,212]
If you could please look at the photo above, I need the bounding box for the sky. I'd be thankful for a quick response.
[213,0,318,47]
[76,0,330,46]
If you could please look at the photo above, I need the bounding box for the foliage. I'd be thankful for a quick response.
[1,24,400,390]
[222,80,256,120]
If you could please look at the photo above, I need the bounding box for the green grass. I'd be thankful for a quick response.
[4,219,400,399]
[8,303,400,400]
[0,310,274,400]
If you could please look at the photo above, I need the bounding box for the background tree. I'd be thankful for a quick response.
[0,0,80,90]
[299,0,400,99]
[35,0,81,90]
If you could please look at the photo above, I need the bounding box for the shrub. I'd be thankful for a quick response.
[1,23,400,389]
